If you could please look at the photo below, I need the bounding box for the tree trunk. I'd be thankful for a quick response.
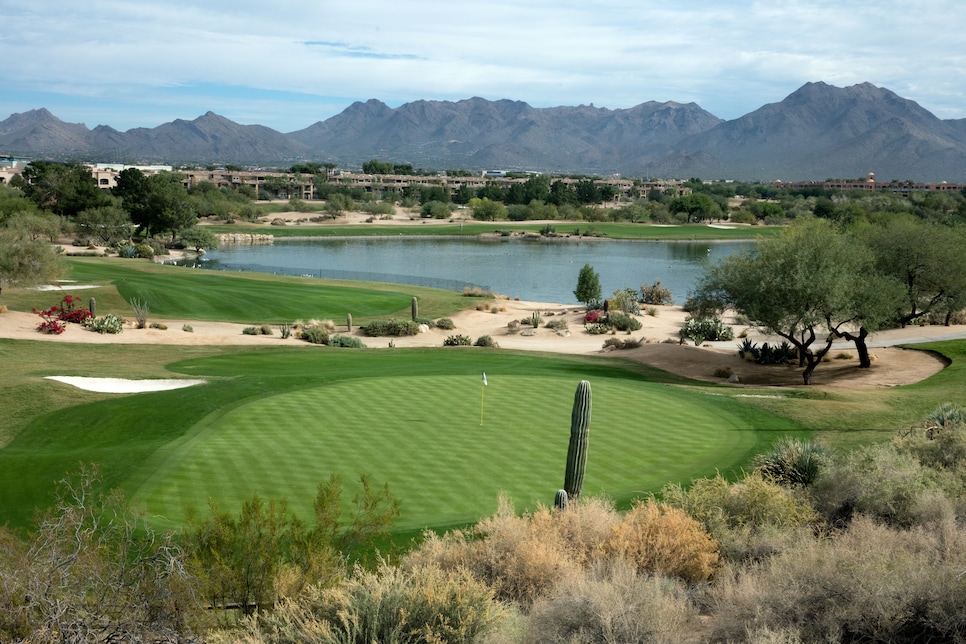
[832,326,872,368]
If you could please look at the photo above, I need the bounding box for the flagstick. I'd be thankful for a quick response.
[480,384,486,426]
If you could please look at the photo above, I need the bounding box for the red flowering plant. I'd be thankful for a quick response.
[33,294,93,334]
[584,309,603,323]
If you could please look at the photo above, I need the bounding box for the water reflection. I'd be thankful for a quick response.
[180,238,751,304]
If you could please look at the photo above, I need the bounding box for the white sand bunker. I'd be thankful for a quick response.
[45,376,207,393]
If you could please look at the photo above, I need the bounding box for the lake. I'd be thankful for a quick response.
[176,237,750,305]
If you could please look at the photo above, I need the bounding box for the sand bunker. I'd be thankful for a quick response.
[45,376,207,393]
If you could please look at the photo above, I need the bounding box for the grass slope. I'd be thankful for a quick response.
[0,346,804,531]
[4,258,469,324]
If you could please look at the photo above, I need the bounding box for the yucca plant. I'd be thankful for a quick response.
[753,438,830,488]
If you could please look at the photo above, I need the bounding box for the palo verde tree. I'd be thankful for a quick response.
[693,218,896,384]
[860,216,966,327]
[573,263,602,307]
[185,473,400,617]
[0,229,63,297]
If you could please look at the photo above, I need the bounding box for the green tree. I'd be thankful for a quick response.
[143,172,198,240]
[694,219,892,384]
[573,263,602,307]
[186,474,400,617]
[468,197,506,221]
[669,193,717,222]
[361,159,394,175]
[862,217,966,327]
[20,161,109,217]
[75,204,133,244]
[0,229,63,297]
[113,167,152,226]
[178,226,220,252]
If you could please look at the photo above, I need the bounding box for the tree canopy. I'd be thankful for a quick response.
[693,219,901,384]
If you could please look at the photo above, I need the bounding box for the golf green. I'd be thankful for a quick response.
[133,373,772,532]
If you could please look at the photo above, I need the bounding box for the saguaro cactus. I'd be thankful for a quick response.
[564,380,592,500]
[346,313,352,332]
[89,297,96,317]
[554,489,569,511]
[411,297,418,321]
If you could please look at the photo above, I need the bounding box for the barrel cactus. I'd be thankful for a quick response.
[564,380,592,500]
[554,489,569,511]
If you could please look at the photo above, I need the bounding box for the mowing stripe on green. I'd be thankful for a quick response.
[134,374,764,532]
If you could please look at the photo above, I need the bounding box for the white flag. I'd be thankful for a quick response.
[482,372,488,386]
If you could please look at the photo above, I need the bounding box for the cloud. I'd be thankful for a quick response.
[0,0,963,131]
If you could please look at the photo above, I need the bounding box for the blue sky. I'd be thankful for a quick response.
[1,1,964,132]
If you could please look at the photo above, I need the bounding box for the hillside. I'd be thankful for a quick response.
[3,82,965,180]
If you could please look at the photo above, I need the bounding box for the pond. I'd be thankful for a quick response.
[176,237,751,305]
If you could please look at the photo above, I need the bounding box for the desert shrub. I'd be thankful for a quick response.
[663,473,819,532]
[216,563,504,644]
[707,517,966,643]
[544,318,568,332]
[434,318,455,330]
[714,366,733,378]
[242,326,259,335]
[602,337,624,350]
[182,324,193,333]
[148,322,168,330]
[679,317,735,346]
[646,306,659,317]
[680,316,734,344]
[443,334,471,346]
[405,497,620,607]
[610,287,641,314]
[84,313,124,334]
[603,500,719,583]
[607,311,642,331]
[360,318,419,337]
[753,438,830,488]
[300,326,329,345]
[462,286,493,298]
[584,322,611,335]
[259,324,273,336]
[134,243,155,259]
[474,335,497,347]
[811,443,952,528]
[640,280,673,305]
[524,560,698,644]
[894,407,966,477]
[328,335,365,348]
[413,316,434,326]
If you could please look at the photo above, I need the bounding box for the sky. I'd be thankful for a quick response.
[1,1,964,133]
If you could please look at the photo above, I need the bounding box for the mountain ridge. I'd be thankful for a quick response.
[2,82,965,181]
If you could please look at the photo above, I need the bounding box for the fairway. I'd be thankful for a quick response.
[133,372,778,531]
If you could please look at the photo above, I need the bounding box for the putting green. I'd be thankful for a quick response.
[134,374,767,531]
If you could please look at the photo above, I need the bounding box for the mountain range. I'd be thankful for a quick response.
[3,82,965,182]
